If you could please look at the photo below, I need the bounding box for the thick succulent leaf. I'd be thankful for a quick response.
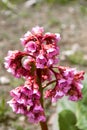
[58,110,80,130]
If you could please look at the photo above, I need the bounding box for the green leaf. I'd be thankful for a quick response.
[76,74,87,130]
[58,110,80,130]
[0,98,6,116]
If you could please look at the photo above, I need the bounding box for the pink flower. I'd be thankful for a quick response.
[7,98,27,114]
[47,58,59,67]
[58,66,85,101]
[45,88,64,102]
[42,44,59,66]
[27,101,46,123]
[67,82,82,101]
[7,79,46,123]
[23,57,36,76]
[32,26,44,36]
[47,47,59,58]
[36,54,47,69]
[20,26,44,46]
[45,66,84,102]
[24,41,37,53]
[4,50,29,78]
[10,85,33,106]
[20,31,34,46]
[43,32,61,45]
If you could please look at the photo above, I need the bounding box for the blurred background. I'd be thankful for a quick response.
[0,0,87,130]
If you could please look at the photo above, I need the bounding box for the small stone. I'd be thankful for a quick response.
[60,55,66,61]
[18,116,25,121]
[83,55,87,60]
[72,44,81,52]
[52,102,57,107]
[61,24,67,29]
[4,10,12,16]
[70,24,76,31]
[62,50,74,56]
[0,76,10,85]
[68,7,75,14]
[1,20,6,25]
[24,0,38,8]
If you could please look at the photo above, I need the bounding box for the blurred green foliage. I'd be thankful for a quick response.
[14,125,24,130]
[44,0,75,4]
[80,5,87,14]
[0,0,14,10]
[10,78,24,87]
[67,51,87,66]
[0,98,9,122]
[0,0,24,10]
[15,126,30,130]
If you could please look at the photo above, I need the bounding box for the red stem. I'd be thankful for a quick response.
[40,122,48,130]
[43,79,57,88]
[36,69,49,130]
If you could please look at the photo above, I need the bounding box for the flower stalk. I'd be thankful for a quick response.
[36,69,48,130]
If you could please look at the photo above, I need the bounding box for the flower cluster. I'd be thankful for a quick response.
[45,66,84,102]
[5,26,84,123]
[8,78,46,123]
